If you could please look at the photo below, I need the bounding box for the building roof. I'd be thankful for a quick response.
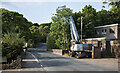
[94,23,119,29]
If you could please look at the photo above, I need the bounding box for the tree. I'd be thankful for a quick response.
[82,5,97,38]
[39,22,51,43]
[103,1,120,24]
[1,8,33,41]
[33,23,39,27]
[29,26,40,47]
[47,5,72,49]
[46,32,57,49]
[72,5,97,38]
[1,8,41,63]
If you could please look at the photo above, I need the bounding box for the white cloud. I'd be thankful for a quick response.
[1,0,103,2]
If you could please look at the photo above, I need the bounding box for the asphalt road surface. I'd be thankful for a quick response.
[20,43,118,71]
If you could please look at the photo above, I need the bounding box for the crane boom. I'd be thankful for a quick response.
[69,15,79,41]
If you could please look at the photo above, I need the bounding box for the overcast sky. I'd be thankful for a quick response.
[0,0,111,24]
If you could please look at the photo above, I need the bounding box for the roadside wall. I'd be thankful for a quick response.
[47,49,63,55]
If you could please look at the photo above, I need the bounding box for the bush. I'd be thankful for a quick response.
[46,33,57,49]
[2,32,25,63]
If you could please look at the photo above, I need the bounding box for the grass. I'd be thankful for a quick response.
[63,53,70,57]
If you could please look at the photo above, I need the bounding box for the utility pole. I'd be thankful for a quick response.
[81,16,83,42]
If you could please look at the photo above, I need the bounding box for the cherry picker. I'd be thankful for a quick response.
[69,15,92,58]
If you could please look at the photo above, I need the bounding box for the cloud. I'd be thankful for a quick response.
[1,0,103,2]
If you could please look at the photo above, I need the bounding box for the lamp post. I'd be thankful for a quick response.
[81,16,83,42]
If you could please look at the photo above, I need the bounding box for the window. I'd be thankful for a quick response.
[109,28,115,34]
[102,29,107,34]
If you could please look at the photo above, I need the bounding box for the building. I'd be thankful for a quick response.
[84,23,120,46]
[94,23,120,40]
[84,23,120,57]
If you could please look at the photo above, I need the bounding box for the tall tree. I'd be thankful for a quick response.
[1,8,33,41]
[103,0,120,24]
[48,5,72,49]
[82,5,97,38]
[39,22,51,43]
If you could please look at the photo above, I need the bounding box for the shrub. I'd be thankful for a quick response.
[2,32,25,63]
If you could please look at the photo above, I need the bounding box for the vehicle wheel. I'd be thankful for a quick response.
[76,54,80,59]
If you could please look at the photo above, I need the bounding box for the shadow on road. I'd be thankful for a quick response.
[22,52,41,68]
[22,43,72,68]
[40,60,72,67]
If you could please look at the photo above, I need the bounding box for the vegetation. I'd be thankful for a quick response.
[63,53,70,57]
[39,23,51,43]
[2,33,25,63]
[47,5,72,49]
[1,8,42,63]
[1,8,51,62]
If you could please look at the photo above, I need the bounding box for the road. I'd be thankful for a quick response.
[2,43,118,72]
[21,43,118,71]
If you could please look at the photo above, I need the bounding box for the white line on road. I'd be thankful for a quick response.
[28,52,45,68]
[28,52,47,72]
[28,52,40,64]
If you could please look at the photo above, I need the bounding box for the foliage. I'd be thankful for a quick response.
[2,32,25,63]
[100,37,107,42]
[29,26,40,47]
[1,8,41,63]
[1,8,33,41]
[46,32,57,49]
[47,5,72,49]
[82,5,97,38]
[72,5,97,38]
[102,1,120,24]
[63,53,70,57]
[39,23,51,43]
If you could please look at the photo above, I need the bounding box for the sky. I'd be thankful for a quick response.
[0,0,111,24]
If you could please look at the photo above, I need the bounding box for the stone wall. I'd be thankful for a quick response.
[47,49,63,55]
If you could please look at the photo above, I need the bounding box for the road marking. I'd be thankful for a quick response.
[28,52,47,72]
[28,52,40,64]
[22,59,38,61]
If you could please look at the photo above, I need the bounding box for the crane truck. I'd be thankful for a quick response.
[69,15,92,58]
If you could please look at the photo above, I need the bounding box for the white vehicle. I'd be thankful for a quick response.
[69,15,92,58]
